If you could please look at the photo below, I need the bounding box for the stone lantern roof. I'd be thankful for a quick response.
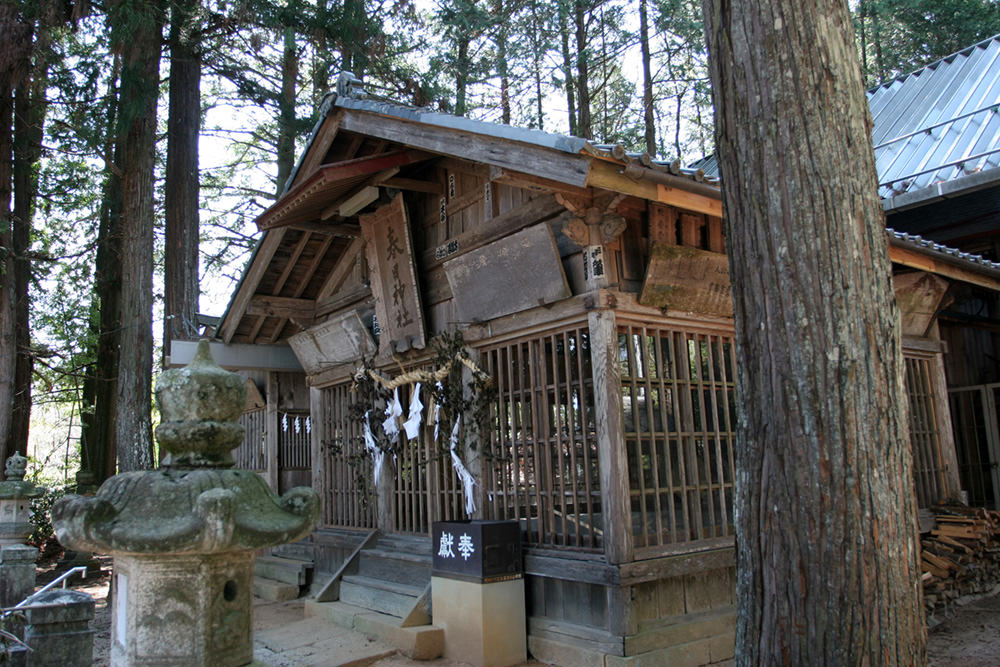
[52,340,319,556]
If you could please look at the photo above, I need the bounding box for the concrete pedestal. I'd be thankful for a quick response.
[23,588,95,667]
[0,543,37,609]
[111,552,254,667]
[431,576,526,667]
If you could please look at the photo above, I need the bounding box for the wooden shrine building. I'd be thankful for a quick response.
[177,70,1000,665]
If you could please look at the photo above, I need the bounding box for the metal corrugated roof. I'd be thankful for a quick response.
[870,34,1000,200]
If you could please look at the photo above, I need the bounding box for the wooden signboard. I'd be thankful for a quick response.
[288,309,376,374]
[639,243,733,317]
[444,222,571,323]
[360,193,427,354]
[894,271,950,337]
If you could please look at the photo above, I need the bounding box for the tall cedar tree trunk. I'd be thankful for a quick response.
[494,0,510,124]
[80,55,124,485]
[0,84,14,476]
[639,0,655,156]
[701,0,926,662]
[455,38,470,117]
[573,0,591,139]
[558,0,577,135]
[11,40,49,460]
[276,27,297,193]
[110,0,162,472]
[312,0,331,108]
[164,0,201,360]
[530,0,544,130]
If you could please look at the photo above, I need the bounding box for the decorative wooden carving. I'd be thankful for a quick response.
[893,271,951,337]
[360,193,427,354]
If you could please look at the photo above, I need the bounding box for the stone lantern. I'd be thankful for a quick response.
[0,452,44,610]
[0,453,42,546]
[53,341,320,666]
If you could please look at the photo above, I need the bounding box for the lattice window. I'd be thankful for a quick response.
[481,326,602,551]
[320,384,375,529]
[235,409,266,472]
[904,355,946,508]
[278,411,311,470]
[619,325,737,551]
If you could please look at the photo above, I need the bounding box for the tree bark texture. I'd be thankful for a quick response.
[558,0,577,136]
[639,0,656,156]
[573,0,592,139]
[164,0,202,358]
[276,27,298,193]
[0,85,14,475]
[111,0,161,472]
[701,0,925,663]
[10,28,51,458]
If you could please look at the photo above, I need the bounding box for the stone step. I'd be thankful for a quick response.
[305,600,444,661]
[253,576,300,602]
[374,534,432,555]
[255,555,312,586]
[271,541,315,562]
[356,547,431,586]
[339,575,423,618]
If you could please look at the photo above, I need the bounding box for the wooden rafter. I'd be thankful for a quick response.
[888,244,1000,292]
[220,228,287,343]
[292,111,344,187]
[317,236,366,302]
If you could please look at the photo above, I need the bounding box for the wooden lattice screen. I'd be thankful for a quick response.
[235,409,266,472]
[319,384,376,529]
[480,326,603,551]
[903,355,946,508]
[619,324,737,552]
[278,411,312,470]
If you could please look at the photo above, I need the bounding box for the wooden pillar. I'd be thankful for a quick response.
[265,371,279,492]
[927,324,963,500]
[588,309,633,564]
[309,386,326,524]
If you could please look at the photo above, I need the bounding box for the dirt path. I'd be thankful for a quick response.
[38,566,1000,665]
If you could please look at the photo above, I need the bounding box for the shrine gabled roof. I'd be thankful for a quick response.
[870,34,1000,208]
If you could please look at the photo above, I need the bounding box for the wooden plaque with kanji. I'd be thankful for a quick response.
[360,193,426,354]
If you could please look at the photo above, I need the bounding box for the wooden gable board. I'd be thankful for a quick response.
[360,193,427,353]
[443,222,571,323]
[288,309,376,374]
[339,108,591,188]
[639,243,733,317]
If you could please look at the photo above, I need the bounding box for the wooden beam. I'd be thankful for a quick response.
[317,236,366,302]
[888,245,1000,292]
[586,161,722,217]
[380,176,444,194]
[246,295,316,321]
[167,340,302,371]
[292,111,344,188]
[321,185,380,219]
[489,166,593,198]
[286,221,360,237]
[340,108,591,187]
[219,228,287,343]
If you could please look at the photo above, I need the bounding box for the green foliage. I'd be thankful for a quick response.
[27,484,70,549]
[854,0,1000,86]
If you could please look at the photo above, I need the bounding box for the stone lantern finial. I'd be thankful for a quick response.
[155,339,247,468]
[4,452,27,481]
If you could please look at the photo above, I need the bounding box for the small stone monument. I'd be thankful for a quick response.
[53,341,320,666]
[0,452,43,611]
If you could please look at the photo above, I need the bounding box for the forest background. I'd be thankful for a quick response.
[1,0,999,484]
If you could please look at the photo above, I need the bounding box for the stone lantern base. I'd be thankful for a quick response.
[111,552,254,666]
